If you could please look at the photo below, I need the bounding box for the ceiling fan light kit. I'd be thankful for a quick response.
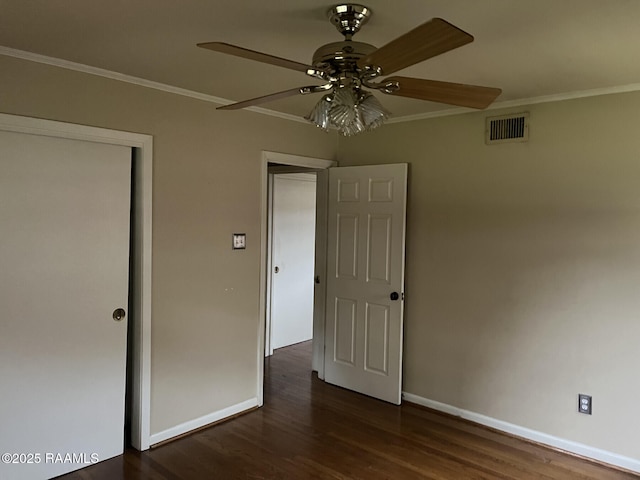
[198,4,502,136]
[306,85,390,136]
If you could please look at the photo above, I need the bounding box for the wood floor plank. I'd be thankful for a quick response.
[58,341,639,480]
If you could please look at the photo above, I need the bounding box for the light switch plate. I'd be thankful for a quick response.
[232,233,246,250]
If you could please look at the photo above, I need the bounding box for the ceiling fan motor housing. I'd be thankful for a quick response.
[312,40,376,73]
[315,5,377,76]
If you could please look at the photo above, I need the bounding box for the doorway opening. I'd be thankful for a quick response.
[259,155,409,408]
[258,151,337,406]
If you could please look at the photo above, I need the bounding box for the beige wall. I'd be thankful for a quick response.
[337,92,640,459]
[4,52,640,462]
[0,55,336,434]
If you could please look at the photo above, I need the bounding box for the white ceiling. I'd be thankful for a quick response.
[2,0,640,121]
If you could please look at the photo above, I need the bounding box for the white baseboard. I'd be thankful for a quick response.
[402,392,640,474]
[149,397,259,446]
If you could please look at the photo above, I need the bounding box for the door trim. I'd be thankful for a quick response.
[258,151,336,406]
[312,169,329,380]
[0,113,153,451]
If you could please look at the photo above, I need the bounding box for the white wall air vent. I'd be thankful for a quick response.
[485,112,529,144]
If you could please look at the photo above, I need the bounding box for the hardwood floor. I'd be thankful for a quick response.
[60,341,638,480]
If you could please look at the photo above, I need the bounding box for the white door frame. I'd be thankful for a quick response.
[0,113,153,451]
[258,151,336,406]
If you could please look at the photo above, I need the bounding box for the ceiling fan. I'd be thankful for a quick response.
[198,4,502,135]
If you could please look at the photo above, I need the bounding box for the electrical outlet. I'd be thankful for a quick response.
[578,394,592,415]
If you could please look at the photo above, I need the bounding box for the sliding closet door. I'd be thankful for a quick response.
[0,130,131,479]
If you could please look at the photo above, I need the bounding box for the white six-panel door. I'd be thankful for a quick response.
[324,163,407,405]
[0,131,132,479]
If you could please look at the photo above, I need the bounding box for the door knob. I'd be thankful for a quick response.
[390,292,399,301]
[112,308,126,321]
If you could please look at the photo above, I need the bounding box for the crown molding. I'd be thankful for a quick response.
[0,46,307,125]
[388,82,640,124]
[3,46,640,127]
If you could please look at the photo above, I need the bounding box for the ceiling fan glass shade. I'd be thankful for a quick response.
[306,87,390,136]
[330,87,363,136]
[358,92,390,130]
[305,94,333,131]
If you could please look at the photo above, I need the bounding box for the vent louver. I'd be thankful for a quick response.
[485,112,529,144]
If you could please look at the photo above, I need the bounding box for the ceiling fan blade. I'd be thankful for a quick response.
[198,42,312,73]
[218,88,304,110]
[382,76,502,109]
[217,85,330,110]
[358,18,473,75]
